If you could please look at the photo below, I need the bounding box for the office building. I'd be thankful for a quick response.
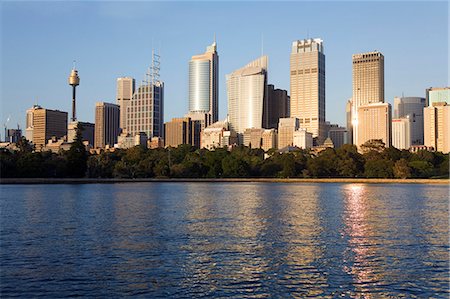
[328,124,347,149]
[392,117,411,150]
[116,77,135,130]
[393,96,426,145]
[346,99,353,144]
[95,102,120,149]
[25,104,42,142]
[116,132,147,149]
[351,51,385,146]
[290,38,326,144]
[164,117,201,148]
[32,107,68,149]
[67,121,95,146]
[424,102,449,153]
[293,128,313,149]
[356,102,391,148]
[278,117,300,149]
[126,52,164,139]
[266,84,289,129]
[243,128,277,151]
[426,87,449,106]
[227,56,268,141]
[188,41,219,126]
[200,119,238,150]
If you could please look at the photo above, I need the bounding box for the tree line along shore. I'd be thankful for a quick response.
[1,130,448,180]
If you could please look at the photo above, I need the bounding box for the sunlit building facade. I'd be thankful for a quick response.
[116,77,135,130]
[227,56,268,141]
[290,38,326,144]
[393,96,425,145]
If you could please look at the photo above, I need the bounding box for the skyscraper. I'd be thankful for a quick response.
[227,56,268,141]
[266,84,290,129]
[351,51,385,147]
[188,41,219,126]
[424,102,449,153]
[290,38,326,145]
[94,102,120,149]
[117,77,135,130]
[125,52,164,139]
[25,104,42,142]
[393,96,426,145]
[32,107,68,149]
[392,117,411,150]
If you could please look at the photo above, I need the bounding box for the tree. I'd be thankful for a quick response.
[393,158,411,179]
[360,139,385,155]
[364,159,394,178]
[65,124,88,177]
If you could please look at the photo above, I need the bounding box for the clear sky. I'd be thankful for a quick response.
[1,1,448,134]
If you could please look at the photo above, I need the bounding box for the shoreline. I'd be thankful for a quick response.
[0,178,448,185]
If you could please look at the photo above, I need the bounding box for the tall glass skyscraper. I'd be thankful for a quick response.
[227,56,268,140]
[188,42,218,126]
[290,38,326,145]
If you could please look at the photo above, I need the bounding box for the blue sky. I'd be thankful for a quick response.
[1,1,448,133]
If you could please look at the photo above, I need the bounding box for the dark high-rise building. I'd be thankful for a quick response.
[264,84,290,129]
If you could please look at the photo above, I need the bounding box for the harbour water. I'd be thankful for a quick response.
[0,183,448,297]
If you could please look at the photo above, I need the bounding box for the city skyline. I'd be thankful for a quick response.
[0,1,448,132]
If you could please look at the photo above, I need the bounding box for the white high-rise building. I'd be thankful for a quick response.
[393,96,425,145]
[226,56,268,141]
[392,117,411,150]
[188,41,219,126]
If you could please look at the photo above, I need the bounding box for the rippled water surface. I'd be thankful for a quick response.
[1,183,449,298]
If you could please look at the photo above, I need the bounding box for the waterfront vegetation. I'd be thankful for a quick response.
[1,135,448,180]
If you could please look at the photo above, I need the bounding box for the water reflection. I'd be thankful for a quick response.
[0,183,448,298]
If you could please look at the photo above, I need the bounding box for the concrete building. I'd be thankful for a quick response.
[328,124,347,149]
[426,87,449,106]
[351,51,384,146]
[116,132,147,149]
[188,41,219,127]
[200,119,238,150]
[227,56,268,141]
[243,128,277,151]
[67,121,95,146]
[424,102,449,153]
[356,102,391,148]
[392,117,411,150]
[32,108,68,149]
[148,136,164,149]
[164,117,201,148]
[116,77,135,130]
[290,38,326,145]
[25,105,42,142]
[266,84,289,129]
[293,128,313,149]
[393,96,426,145]
[95,102,120,149]
[278,117,300,149]
[346,99,353,144]
[6,128,22,143]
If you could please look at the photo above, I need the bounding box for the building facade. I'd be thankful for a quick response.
[32,108,68,149]
[426,87,449,106]
[25,105,42,142]
[393,96,426,145]
[290,38,326,144]
[116,77,135,130]
[277,117,300,149]
[67,121,95,146]
[328,124,347,149]
[164,117,201,148]
[424,102,449,153]
[227,56,268,141]
[351,51,385,146]
[94,102,120,149]
[356,102,391,148]
[293,128,313,149]
[266,84,290,129]
[188,42,219,126]
[392,117,411,150]
[243,128,277,151]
